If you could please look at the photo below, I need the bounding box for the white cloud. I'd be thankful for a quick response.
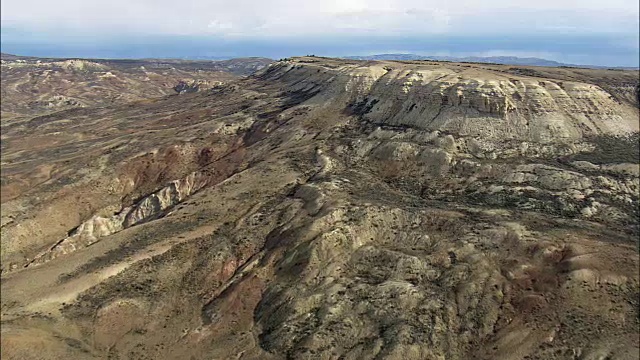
[1,0,638,37]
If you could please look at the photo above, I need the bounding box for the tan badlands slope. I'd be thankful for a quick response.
[0,54,272,119]
[1,56,639,360]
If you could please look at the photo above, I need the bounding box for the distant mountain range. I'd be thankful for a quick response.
[343,54,639,70]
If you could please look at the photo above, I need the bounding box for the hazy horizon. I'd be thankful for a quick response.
[2,0,639,67]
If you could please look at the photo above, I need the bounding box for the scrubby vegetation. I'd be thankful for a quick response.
[573,133,639,164]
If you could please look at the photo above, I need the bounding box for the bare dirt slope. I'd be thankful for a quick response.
[1,56,639,359]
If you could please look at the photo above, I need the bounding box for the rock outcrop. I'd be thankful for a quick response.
[256,58,638,143]
[25,171,210,267]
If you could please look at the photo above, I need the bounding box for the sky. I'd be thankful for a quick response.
[1,0,639,66]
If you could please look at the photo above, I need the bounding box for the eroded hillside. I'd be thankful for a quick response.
[0,54,272,118]
[1,57,639,360]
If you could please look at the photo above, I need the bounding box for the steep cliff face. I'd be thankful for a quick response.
[257,58,638,143]
[1,57,638,360]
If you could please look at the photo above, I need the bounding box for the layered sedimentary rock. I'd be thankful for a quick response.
[25,171,209,267]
